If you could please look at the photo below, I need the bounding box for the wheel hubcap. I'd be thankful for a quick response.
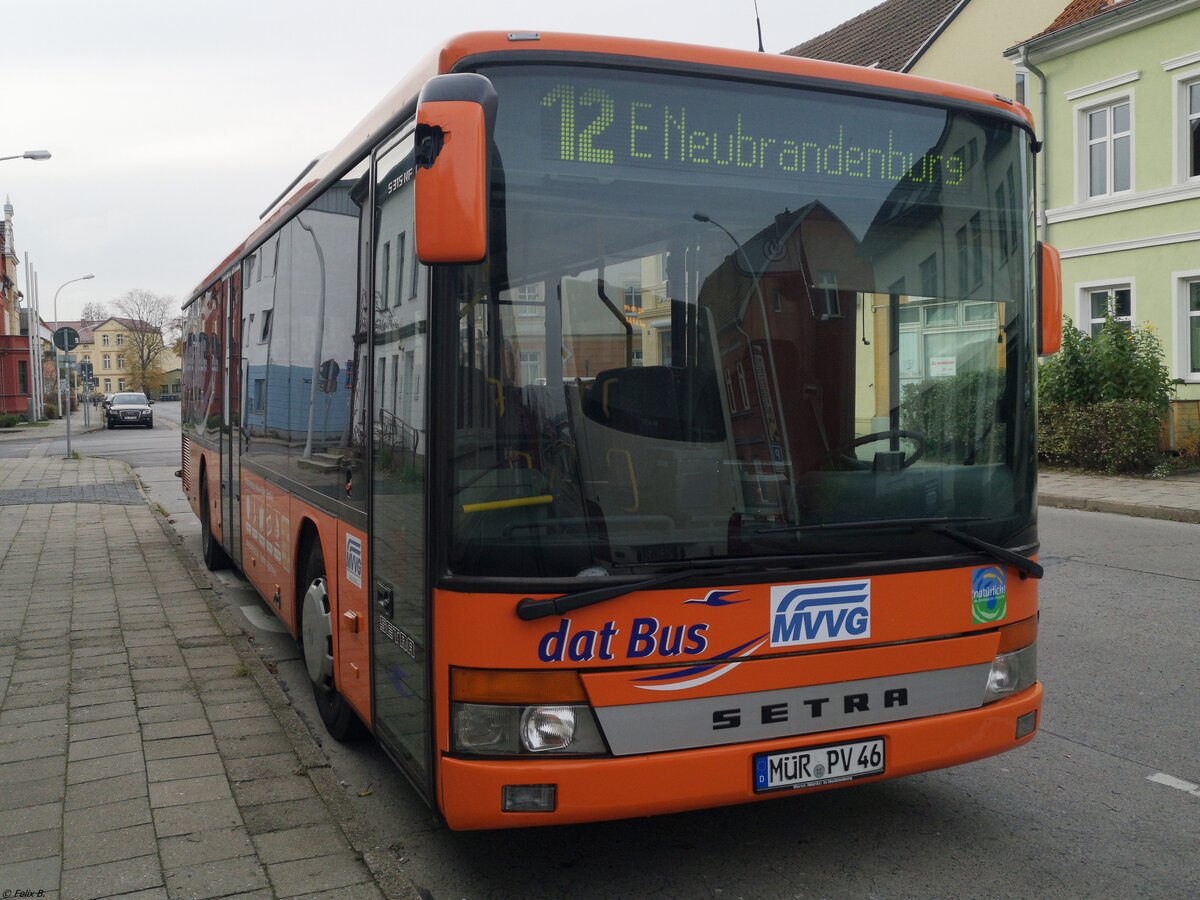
[301,576,334,687]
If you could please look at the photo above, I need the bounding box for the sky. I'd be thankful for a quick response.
[6,0,881,323]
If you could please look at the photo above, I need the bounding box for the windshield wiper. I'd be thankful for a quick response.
[515,552,878,621]
[929,525,1043,579]
[758,516,1042,580]
[516,569,705,621]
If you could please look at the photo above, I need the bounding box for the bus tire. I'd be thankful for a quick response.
[199,472,230,571]
[300,541,362,741]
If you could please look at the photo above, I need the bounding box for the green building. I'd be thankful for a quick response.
[1007,0,1200,443]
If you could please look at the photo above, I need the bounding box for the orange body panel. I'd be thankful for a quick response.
[432,565,1039,828]
[440,686,1040,829]
[240,469,296,632]
[436,565,1036,673]
[334,522,371,724]
[415,100,489,263]
[438,32,1035,129]
[1040,243,1063,356]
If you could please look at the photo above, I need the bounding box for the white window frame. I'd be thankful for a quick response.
[1077,94,1134,201]
[1172,268,1200,382]
[1172,68,1200,183]
[514,283,541,317]
[1076,278,1135,338]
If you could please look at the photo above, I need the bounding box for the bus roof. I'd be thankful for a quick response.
[188,30,1033,303]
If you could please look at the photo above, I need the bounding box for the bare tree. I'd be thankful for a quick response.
[79,301,109,325]
[111,289,177,395]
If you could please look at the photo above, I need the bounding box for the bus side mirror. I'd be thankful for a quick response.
[414,73,497,264]
[1037,241,1062,356]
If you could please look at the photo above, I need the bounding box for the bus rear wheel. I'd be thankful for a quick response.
[300,542,362,741]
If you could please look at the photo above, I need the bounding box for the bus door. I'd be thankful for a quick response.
[223,271,243,566]
[368,130,432,786]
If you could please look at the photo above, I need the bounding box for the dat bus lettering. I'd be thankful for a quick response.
[538,616,709,663]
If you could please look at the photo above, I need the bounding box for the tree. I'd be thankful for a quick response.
[79,301,109,325]
[111,289,177,395]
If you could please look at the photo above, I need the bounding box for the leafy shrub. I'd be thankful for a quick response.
[901,370,1004,463]
[0,413,20,428]
[1040,400,1164,473]
[1040,315,1173,410]
[1037,315,1175,473]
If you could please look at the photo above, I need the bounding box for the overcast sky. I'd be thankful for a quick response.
[6,0,881,322]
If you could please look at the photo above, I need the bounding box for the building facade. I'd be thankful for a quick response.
[1006,0,1200,438]
[786,0,1060,97]
[0,197,34,416]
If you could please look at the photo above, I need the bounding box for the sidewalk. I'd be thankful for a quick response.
[1039,467,1200,524]
[0,406,105,448]
[0,456,414,900]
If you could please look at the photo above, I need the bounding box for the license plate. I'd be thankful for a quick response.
[753,737,885,793]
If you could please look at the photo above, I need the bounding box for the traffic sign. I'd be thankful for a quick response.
[53,326,80,352]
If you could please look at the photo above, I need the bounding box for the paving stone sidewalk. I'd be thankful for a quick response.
[0,457,412,900]
[1039,467,1200,524]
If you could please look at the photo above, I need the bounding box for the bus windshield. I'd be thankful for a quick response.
[447,64,1037,579]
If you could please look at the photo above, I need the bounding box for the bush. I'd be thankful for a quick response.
[1040,315,1173,410]
[1040,400,1164,473]
[1038,315,1175,474]
[901,370,1004,463]
[0,413,20,428]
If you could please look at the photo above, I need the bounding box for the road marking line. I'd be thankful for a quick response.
[1147,772,1200,795]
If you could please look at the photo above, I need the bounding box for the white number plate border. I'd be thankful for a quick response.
[753,737,885,793]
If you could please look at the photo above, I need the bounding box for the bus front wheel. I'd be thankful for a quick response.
[300,542,362,741]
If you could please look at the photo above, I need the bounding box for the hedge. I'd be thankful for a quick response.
[1039,399,1164,473]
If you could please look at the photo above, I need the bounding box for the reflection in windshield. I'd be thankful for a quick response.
[447,65,1036,579]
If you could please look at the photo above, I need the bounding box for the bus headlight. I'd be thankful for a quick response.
[983,642,1037,703]
[452,703,606,755]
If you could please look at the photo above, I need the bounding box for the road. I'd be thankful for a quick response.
[10,416,1198,897]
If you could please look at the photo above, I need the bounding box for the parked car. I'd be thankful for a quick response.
[106,392,154,429]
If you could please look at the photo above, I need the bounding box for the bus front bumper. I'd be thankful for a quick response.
[438,683,1041,829]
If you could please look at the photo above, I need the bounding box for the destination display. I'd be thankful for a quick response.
[487,66,998,194]
[540,82,966,189]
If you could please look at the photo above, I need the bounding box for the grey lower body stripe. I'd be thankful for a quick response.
[595,662,993,756]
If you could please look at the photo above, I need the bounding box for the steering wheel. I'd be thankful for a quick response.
[836,429,926,470]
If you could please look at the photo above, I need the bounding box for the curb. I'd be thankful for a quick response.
[1039,493,1200,525]
[136,465,424,900]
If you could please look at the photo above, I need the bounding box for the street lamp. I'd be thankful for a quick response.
[53,274,94,458]
[0,150,51,162]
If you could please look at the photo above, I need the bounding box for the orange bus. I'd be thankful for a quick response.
[181,31,1062,829]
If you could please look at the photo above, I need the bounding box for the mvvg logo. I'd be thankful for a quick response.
[770,580,871,647]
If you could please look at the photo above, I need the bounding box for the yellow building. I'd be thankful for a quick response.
[74,316,179,397]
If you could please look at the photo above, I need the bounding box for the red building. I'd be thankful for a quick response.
[0,197,34,417]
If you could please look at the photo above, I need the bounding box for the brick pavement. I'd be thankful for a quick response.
[0,456,413,900]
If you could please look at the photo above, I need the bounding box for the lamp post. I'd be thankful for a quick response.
[0,150,51,162]
[54,274,94,458]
